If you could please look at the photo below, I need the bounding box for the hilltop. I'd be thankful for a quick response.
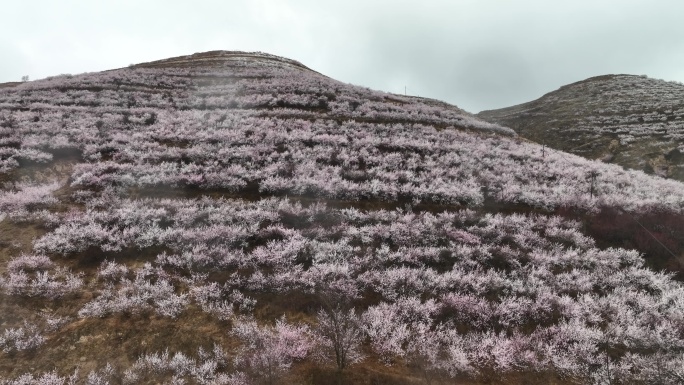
[1,51,684,385]
[477,74,684,180]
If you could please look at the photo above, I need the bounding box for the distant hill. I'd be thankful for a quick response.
[1,52,684,384]
[477,74,684,180]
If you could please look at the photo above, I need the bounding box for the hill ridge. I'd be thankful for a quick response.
[130,50,315,72]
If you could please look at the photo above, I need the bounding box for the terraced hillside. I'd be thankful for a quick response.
[477,75,684,180]
[1,51,684,385]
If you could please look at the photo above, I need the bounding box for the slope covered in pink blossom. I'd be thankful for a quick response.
[1,51,684,384]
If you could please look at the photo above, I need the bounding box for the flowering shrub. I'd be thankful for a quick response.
[78,263,187,318]
[121,346,231,385]
[1,254,82,299]
[232,317,312,384]
[0,182,59,220]
[7,254,54,272]
[0,323,45,354]
[0,371,77,385]
[189,283,255,320]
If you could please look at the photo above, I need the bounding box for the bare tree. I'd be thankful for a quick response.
[313,306,365,375]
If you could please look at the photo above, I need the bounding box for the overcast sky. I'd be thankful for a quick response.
[2,0,684,112]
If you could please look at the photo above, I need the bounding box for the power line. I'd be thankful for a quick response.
[531,137,680,260]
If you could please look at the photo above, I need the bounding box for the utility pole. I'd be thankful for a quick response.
[587,171,599,198]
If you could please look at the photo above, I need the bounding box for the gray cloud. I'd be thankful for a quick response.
[2,0,683,112]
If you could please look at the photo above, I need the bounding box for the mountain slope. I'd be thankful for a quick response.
[1,52,684,384]
[477,74,684,180]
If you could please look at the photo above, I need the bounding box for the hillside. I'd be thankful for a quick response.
[0,83,21,90]
[477,74,684,180]
[1,51,684,385]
